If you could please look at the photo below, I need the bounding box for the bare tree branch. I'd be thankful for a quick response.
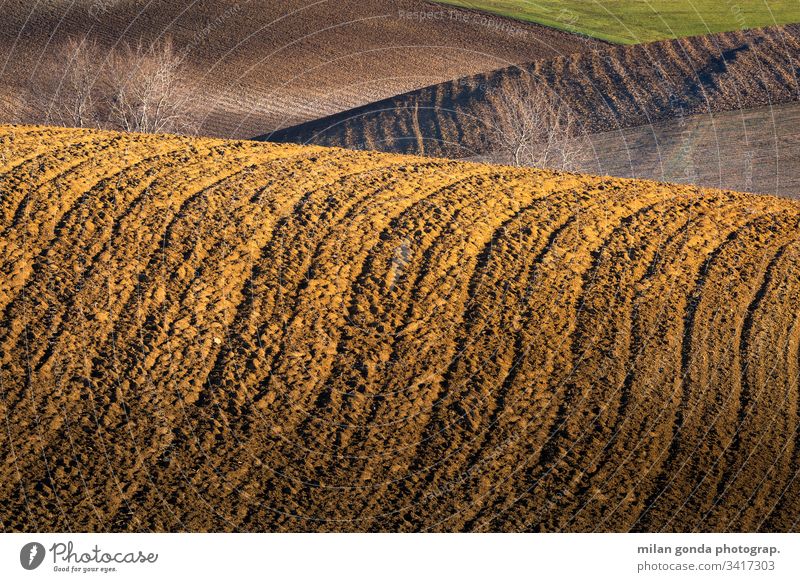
[483,73,588,171]
[31,36,197,135]
[37,36,103,128]
[105,38,197,134]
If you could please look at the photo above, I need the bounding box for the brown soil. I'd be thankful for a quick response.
[473,102,800,197]
[2,125,800,532]
[0,0,602,138]
[267,24,800,159]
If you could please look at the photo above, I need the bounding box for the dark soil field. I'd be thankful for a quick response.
[474,102,800,197]
[577,102,800,198]
[0,0,602,138]
[267,24,800,159]
[3,125,800,532]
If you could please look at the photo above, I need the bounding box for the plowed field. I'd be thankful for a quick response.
[0,0,601,138]
[267,25,800,159]
[2,125,800,532]
[472,102,800,197]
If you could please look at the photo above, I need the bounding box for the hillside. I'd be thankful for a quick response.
[433,1,800,44]
[266,24,800,160]
[576,102,800,197]
[473,102,800,197]
[0,0,602,138]
[2,125,800,532]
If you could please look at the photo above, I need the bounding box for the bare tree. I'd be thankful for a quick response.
[484,73,587,171]
[37,36,103,128]
[63,37,101,127]
[29,36,196,134]
[105,38,196,134]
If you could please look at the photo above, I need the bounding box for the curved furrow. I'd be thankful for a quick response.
[657,211,799,531]
[291,169,511,435]
[482,192,752,532]
[527,197,695,529]
[87,152,312,387]
[626,205,770,531]
[288,173,571,527]
[397,214,582,530]
[0,144,265,383]
[0,135,175,314]
[0,144,238,519]
[87,157,321,531]
[704,239,793,523]
[644,41,690,92]
[201,159,452,410]
[596,205,800,532]
[758,306,800,532]
[634,45,676,111]
[0,130,113,225]
[73,146,328,531]
[162,158,461,528]
[669,214,800,531]
[192,152,410,415]
[746,42,795,98]
[0,145,193,372]
[634,209,798,532]
[464,187,692,532]
[0,126,91,176]
[527,192,708,531]
[390,184,629,531]
[414,183,676,531]
[562,194,765,531]
[320,170,545,446]
[632,200,772,515]
[3,126,800,531]
[217,172,544,528]
[111,150,326,399]
[0,132,152,236]
[263,166,502,429]
[96,151,406,529]
[0,146,282,525]
[74,144,290,378]
[0,144,203,456]
[209,167,516,529]
[203,153,443,400]
[702,239,800,531]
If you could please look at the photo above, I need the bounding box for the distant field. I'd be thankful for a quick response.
[433,1,800,43]
[474,102,800,197]
[267,25,800,174]
[0,0,602,138]
[576,102,800,197]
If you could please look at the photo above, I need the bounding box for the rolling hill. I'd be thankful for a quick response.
[266,24,800,161]
[576,101,800,197]
[0,0,602,138]
[2,125,800,532]
[473,101,800,197]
